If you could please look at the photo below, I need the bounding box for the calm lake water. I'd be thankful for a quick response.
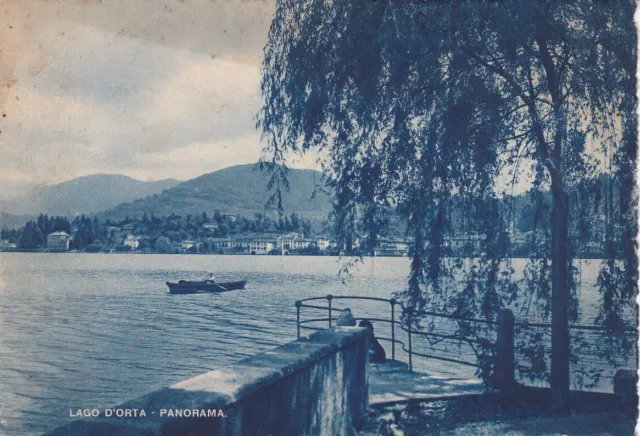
[0,253,635,435]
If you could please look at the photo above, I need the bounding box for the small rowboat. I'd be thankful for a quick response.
[166,280,247,294]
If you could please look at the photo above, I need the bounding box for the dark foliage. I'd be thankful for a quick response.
[258,0,637,405]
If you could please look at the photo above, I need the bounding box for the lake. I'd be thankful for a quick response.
[0,253,635,435]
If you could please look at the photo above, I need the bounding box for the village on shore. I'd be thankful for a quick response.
[1,229,411,257]
[0,212,414,256]
[0,209,612,258]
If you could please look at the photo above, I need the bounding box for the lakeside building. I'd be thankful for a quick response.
[208,238,233,249]
[231,237,252,250]
[374,238,410,257]
[47,231,72,251]
[123,235,141,250]
[181,240,197,251]
[249,239,275,255]
[291,238,314,250]
[277,233,300,250]
[207,236,259,252]
[0,240,18,251]
[315,237,335,251]
[277,233,328,254]
[206,236,277,254]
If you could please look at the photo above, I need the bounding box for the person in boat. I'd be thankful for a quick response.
[204,272,216,283]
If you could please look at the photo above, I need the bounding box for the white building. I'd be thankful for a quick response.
[249,240,275,255]
[231,238,252,249]
[208,238,232,249]
[181,240,196,251]
[123,235,140,250]
[291,238,314,250]
[0,240,18,250]
[47,231,72,251]
[315,238,334,250]
[277,233,318,253]
[207,237,251,252]
[277,233,301,249]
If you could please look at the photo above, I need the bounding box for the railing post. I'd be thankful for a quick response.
[406,306,413,372]
[496,308,515,392]
[327,294,333,328]
[614,369,638,412]
[390,298,397,361]
[295,300,302,339]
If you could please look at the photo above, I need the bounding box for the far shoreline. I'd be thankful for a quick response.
[0,250,613,261]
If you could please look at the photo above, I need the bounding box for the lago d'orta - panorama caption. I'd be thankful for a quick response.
[0,1,637,435]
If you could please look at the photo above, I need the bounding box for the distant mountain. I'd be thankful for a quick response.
[0,174,180,217]
[0,180,37,201]
[99,165,332,221]
[0,212,35,229]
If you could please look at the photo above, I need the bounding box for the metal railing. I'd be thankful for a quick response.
[296,295,401,361]
[294,294,637,378]
[295,294,495,371]
[514,320,636,332]
[403,306,499,371]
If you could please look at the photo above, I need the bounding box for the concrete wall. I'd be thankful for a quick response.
[46,327,368,436]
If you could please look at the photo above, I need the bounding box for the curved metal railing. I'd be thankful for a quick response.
[295,295,494,371]
[294,294,637,380]
[296,295,402,361]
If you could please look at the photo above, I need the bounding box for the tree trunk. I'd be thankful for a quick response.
[536,21,572,406]
[550,188,570,413]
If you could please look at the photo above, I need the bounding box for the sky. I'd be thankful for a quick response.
[0,0,320,198]
[0,1,632,202]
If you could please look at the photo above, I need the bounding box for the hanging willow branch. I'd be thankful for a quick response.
[257,0,637,390]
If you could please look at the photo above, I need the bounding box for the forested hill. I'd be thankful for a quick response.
[0,174,179,217]
[98,165,332,222]
[0,212,36,230]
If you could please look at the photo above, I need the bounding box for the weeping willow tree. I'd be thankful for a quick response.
[257,0,636,411]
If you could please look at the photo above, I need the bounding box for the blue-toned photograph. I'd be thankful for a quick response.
[0,1,637,435]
